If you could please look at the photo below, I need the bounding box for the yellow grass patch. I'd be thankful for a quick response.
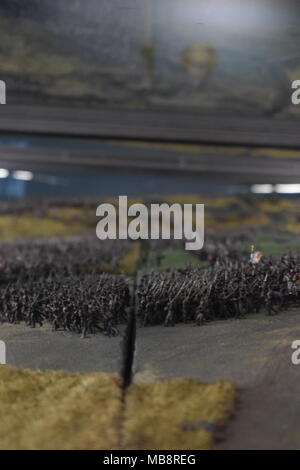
[46,207,95,225]
[205,213,269,230]
[286,216,300,234]
[122,378,236,450]
[258,199,294,213]
[0,366,122,450]
[164,194,235,207]
[0,215,86,241]
[0,367,236,450]
[119,242,141,276]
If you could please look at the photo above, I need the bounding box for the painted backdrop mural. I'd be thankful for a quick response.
[1,0,300,118]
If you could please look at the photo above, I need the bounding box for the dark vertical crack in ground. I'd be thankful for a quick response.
[121,276,137,393]
[120,242,148,393]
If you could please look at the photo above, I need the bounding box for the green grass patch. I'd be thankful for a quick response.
[257,237,300,257]
[145,248,208,271]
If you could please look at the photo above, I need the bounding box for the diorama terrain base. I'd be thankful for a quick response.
[0,323,124,373]
[1,309,300,449]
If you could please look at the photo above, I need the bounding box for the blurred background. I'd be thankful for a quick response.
[0,0,300,199]
[1,2,300,451]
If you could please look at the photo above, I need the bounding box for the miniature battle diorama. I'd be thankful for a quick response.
[1,0,300,453]
[0,195,298,449]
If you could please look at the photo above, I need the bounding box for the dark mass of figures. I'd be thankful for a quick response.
[0,235,131,283]
[137,255,300,326]
[1,232,300,336]
[0,236,132,337]
[0,274,130,337]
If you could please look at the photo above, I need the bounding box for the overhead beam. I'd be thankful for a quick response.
[0,143,299,184]
[0,105,300,148]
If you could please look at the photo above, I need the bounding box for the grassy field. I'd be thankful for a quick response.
[144,248,207,271]
[0,366,236,450]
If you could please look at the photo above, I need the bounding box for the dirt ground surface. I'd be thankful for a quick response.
[0,323,123,373]
[1,309,300,449]
[134,309,300,450]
